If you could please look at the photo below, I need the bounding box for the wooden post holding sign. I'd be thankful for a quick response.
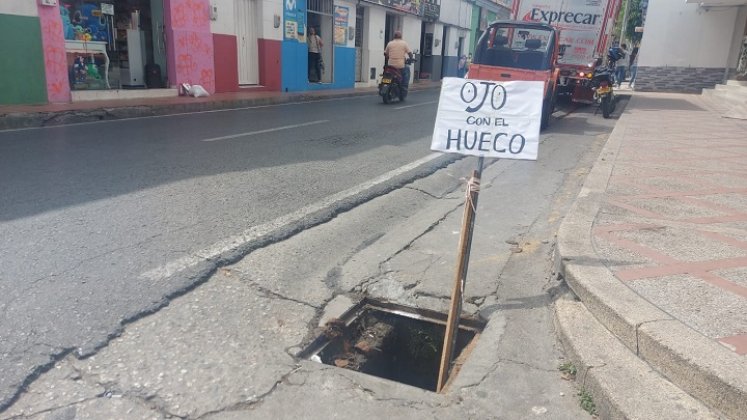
[430,77,543,392]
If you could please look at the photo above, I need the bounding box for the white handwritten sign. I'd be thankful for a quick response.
[431,78,543,160]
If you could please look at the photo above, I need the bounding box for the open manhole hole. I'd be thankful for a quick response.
[299,299,486,392]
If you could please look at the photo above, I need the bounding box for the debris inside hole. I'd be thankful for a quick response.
[314,308,477,391]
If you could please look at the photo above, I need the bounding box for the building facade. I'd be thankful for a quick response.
[0,0,479,106]
[468,0,512,56]
[635,0,747,92]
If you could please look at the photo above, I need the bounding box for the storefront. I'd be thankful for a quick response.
[350,0,423,88]
[58,0,169,92]
[281,0,356,91]
[469,0,511,55]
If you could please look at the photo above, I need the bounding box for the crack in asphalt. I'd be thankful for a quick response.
[194,365,303,419]
[4,394,104,420]
[458,361,501,390]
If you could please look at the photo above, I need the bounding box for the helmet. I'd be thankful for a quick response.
[607,47,624,62]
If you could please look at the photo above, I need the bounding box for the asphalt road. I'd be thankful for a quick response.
[0,89,627,412]
[0,92,444,409]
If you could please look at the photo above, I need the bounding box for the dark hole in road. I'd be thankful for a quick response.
[299,299,484,392]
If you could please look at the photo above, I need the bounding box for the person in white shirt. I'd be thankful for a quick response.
[615,43,630,87]
[308,27,323,83]
[384,31,414,90]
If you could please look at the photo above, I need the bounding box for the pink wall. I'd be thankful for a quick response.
[164,0,215,93]
[38,5,71,103]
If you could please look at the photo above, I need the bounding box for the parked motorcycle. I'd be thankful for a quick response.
[589,48,622,118]
[379,57,416,104]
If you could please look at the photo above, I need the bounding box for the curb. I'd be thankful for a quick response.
[554,298,719,420]
[0,84,440,131]
[555,95,747,420]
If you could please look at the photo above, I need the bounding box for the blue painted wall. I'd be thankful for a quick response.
[281,41,308,92]
[442,56,459,78]
[282,43,356,92]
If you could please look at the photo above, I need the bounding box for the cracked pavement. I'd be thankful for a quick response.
[1,104,615,419]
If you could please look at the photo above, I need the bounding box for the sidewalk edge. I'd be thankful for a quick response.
[554,298,721,420]
[555,96,747,420]
[0,84,439,131]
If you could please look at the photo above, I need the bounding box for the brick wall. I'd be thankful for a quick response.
[634,66,725,93]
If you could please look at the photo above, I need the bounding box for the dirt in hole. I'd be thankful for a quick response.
[319,310,475,391]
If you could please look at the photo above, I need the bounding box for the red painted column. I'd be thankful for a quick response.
[163,0,215,93]
[258,39,282,91]
[37,4,71,103]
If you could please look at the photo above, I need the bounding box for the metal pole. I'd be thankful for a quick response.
[436,156,484,393]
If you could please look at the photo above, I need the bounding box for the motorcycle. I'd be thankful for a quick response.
[589,48,622,118]
[379,57,416,104]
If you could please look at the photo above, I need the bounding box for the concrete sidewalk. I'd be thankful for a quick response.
[0,81,441,130]
[557,91,747,419]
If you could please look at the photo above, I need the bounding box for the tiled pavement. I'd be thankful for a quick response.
[558,91,747,419]
[593,94,747,355]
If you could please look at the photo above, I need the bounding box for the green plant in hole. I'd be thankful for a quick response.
[578,389,597,416]
[407,327,439,360]
[558,362,577,379]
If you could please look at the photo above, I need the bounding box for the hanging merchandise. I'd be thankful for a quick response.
[60,1,110,42]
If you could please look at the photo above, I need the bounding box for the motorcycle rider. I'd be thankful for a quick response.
[384,31,414,92]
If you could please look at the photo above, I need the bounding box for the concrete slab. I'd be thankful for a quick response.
[629,275,747,339]
[638,320,747,420]
[554,299,719,420]
[7,272,316,419]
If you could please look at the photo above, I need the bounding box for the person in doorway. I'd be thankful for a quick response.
[458,55,468,78]
[614,43,630,88]
[384,31,413,91]
[308,27,323,83]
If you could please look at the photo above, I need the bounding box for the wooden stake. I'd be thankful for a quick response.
[436,157,484,392]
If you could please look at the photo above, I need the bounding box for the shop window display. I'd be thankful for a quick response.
[60,0,165,91]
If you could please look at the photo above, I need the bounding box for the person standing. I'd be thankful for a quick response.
[615,43,630,88]
[458,55,467,78]
[628,51,638,88]
[308,27,323,83]
[384,31,414,91]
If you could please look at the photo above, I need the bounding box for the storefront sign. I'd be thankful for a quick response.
[422,0,440,21]
[431,78,542,160]
[284,0,306,40]
[101,3,114,15]
[334,6,349,46]
[361,0,422,16]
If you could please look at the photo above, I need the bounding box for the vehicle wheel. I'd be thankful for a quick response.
[541,99,551,130]
[381,86,391,104]
[601,96,612,118]
[389,87,398,103]
[399,87,407,101]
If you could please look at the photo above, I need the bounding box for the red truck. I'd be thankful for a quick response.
[512,0,623,103]
[469,21,562,129]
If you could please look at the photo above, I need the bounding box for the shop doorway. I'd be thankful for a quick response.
[440,25,448,76]
[60,0,168,90]
[355,6,365,82]
[235,0,259,85]
[308,0,334,84]
[384,13,401,47]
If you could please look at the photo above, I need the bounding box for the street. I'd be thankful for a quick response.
[1,91,622,417]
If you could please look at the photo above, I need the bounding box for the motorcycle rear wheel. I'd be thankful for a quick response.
[601,96,612,118]
[381,85,391,104]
